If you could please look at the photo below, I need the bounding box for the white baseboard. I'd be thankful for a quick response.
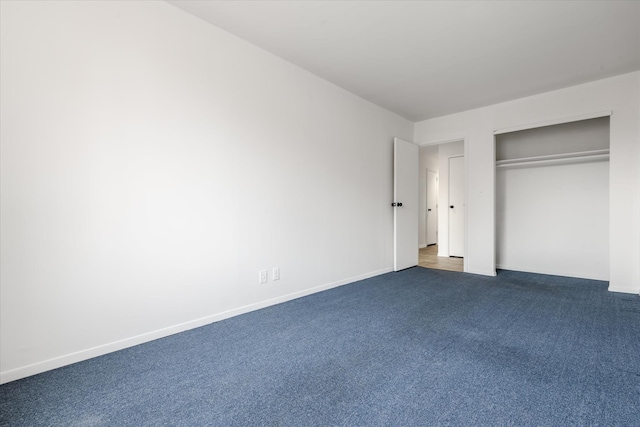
[0,267,392,385]
[418,244,427,248]
[607,285,640,295]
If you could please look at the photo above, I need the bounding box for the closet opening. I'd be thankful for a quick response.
[495,116,610,281]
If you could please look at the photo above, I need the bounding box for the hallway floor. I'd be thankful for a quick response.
[418,244,463,272]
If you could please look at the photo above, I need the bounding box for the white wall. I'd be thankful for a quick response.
[414,72,640,292]
[0,1,413,383]
[496,161,610,280]
[495,116,610,160]
[418,145,439,247]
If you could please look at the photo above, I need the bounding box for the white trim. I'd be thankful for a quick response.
[493,110,612,135]
[419,244,427,248]
[492,134,499,283]
[417,135,467,147]
[0,267,392,384]
[608,285,640,294]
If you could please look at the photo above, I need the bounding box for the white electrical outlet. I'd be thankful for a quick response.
[272,267,280,281]
[259,269,268,284]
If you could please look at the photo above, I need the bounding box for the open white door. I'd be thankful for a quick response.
[394,137,419,271]
[448,155,465,257]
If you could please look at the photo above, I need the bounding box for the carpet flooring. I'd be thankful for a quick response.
[1,268,639,426]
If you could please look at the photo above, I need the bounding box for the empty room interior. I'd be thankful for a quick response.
[1,1,639,425]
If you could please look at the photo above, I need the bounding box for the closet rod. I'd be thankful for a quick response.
[496,149,609,169]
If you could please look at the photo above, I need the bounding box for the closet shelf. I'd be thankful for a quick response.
[496,149,609,169]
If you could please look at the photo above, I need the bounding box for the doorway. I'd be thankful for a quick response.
[417,140,465,272]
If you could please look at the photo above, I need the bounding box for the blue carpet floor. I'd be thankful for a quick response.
[1,268,639,426]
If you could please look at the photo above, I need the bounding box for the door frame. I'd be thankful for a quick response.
[417,135,468,273]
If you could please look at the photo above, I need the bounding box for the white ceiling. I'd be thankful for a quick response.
[167,1,640,121]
